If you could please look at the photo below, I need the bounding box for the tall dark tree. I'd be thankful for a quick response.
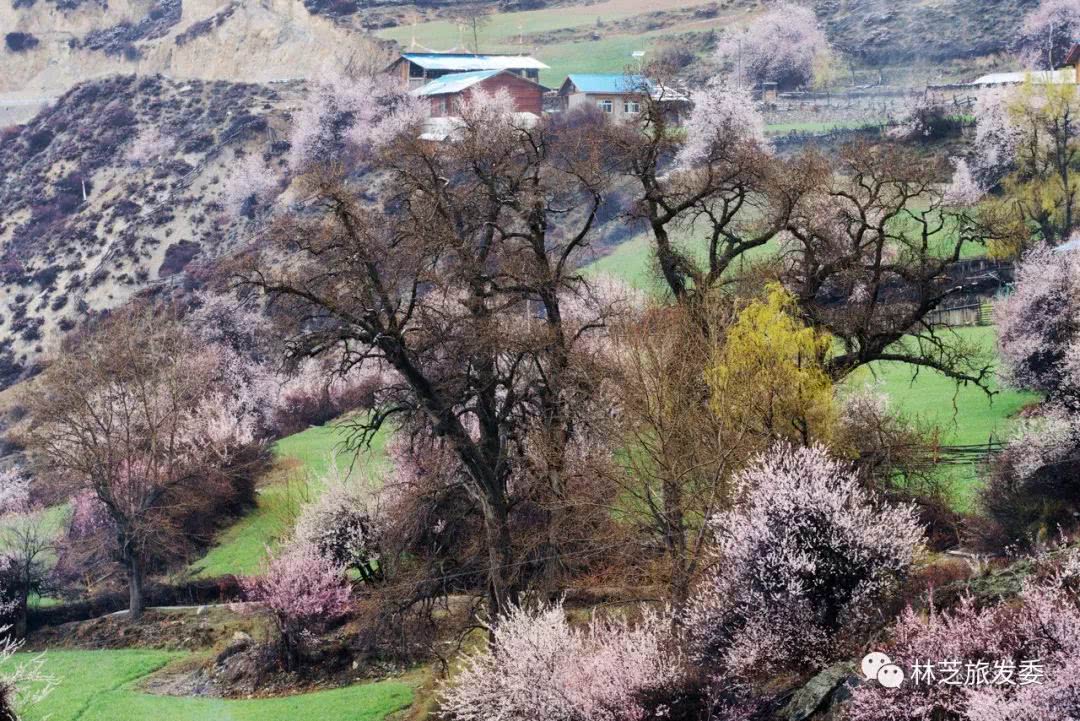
[243,92,625,618]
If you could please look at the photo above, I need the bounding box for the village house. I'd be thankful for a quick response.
[558,74,650,120]
[557,74,689,121]
[388,52,549,90]
[968,44,1080,88]
[411,69,547,118]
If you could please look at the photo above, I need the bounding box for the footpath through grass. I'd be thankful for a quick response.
[19,649,414,721]
[190,419,391,578]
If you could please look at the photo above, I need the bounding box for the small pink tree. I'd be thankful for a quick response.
[439,601,685,721]
[294,473,382,583]
[677,81,767,168]
[686,443,924,680]
[943,158,985,208]
[243,540,352,669]
[847,553,1080,721]
[715,3,831,90]
[288,71,423,172]
[222,152,281,219]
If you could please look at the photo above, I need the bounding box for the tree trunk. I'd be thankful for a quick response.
[13,588,28,639]
[484,501,518,633]
[663,478,690,616]
[128,555,145,619]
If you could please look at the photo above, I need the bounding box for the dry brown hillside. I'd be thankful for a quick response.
[0,73,300,387]
[0,0,385,103]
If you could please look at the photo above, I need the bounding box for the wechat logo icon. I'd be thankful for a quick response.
[862,652,905,689]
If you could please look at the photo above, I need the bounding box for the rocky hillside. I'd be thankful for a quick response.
[0,74,299,387]
[0,0,392,103]
[813,0,1040,66]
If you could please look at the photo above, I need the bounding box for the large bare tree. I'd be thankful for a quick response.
[243,93,626,619]
[783,142,994,387]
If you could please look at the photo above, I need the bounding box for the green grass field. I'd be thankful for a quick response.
[763,119,887,135]
[190,419,391,578]
[378,0,737,86]
[18,650,414,721]
[850,326,1038,508]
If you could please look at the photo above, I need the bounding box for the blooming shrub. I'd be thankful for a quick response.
[0,627,55,719]
[294,474,381,582]
[687,444,924,680]
[439,601,684,721]
[995,245,1080,400]
[243,541,352,668]
[847,554,1080,721]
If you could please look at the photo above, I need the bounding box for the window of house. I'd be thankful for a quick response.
[408,62,425,78]
[526,69,539,80]
[624,100,641,114]
[597,99,613,113]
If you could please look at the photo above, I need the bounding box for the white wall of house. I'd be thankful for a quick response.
[564,92,643,120]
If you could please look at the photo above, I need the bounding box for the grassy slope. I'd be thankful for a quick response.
[190,420,391,578]
[19,650,413,721]
[850,326,1038,508]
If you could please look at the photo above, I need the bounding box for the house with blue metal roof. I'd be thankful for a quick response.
[389,52,549,90]
[557,74,686,121]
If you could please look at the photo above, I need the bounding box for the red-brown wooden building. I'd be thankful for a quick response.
[412,69,547,117]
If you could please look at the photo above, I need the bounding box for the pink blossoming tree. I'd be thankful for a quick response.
[243,540,352,669]
[1017,0,1080,70]
[848,552,1080,721]
[687,444,924,680]
[287,70,424,173]
[995,245,1080,399]
[715,3,832,90]
[439,601,685,721]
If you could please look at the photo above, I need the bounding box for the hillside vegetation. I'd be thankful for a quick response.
[0,74,298,387]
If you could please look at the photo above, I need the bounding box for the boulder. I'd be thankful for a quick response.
[780,662,859,721]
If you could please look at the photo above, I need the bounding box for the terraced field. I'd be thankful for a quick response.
[18,650,414,721]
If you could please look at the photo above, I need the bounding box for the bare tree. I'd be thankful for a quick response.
[782,142,994,387]
[616,76,993,388]
[605,76,796,318]
[450,3,492,54]
[613,301,746,611]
